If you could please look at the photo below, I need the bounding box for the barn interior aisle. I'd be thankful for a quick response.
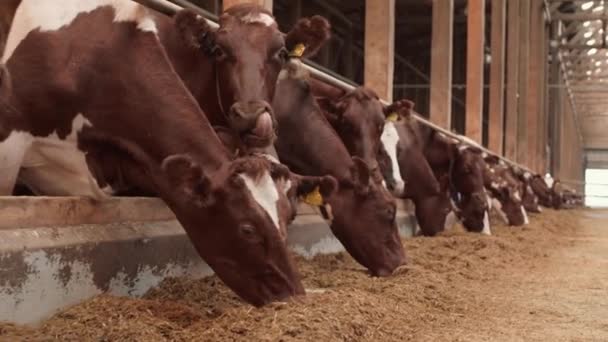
[1,209,606,341]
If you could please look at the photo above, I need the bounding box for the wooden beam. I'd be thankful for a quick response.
[223,0,273,11]
[504,0,520,161]
[364,0,395,102]
[429,0,454,128]
[465,0,485,143]
[488,0,506,153]
[526,0,542,170]
[516,0,530,165]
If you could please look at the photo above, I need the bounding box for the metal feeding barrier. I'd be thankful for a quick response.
[132,0,545,177]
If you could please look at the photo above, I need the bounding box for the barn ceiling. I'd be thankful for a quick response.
[550,0,608,149]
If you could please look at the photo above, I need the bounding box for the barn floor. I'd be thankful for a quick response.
[1,209,607,341]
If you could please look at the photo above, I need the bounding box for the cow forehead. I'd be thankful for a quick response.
[239,171,281,231]
[240,13,276,27]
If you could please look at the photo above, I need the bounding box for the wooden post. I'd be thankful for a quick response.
[526,0,543,170]
[223,0,273,11]
[504,0,520,161]
[465,0,486,143]
[364,0,395,102]
[488,0,506,154]
[429,0,454,128]
[517,0,530,165]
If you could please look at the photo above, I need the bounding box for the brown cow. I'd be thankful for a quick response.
[156,7,330,151]
[0,0,330,306]
[315,88,411,196]
[272,59,405,276]
[375,105,449,236]
[424,131,490,234]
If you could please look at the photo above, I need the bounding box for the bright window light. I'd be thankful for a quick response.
[582,1,595,10]
[588,39,597,45]
[585,31,594,38]
[596,61,602,66]
[587,70,593,75]
[584,21,592,27]
[593,5,604,12]
[588,48,598,55]
[585,169,608,207]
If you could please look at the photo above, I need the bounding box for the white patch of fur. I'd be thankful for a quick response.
[482,152,488,158]
[492,198,509,224]
[513,190,521,202]
[240,172,281,231]
[444,211,458,231]
[241,13,275,27]
[486,194,493,210]
[490,181,500,190]
[524,172,532,180]
[521,206,529,225]
[527,185,534,194]
[481,210,491,235]
[0,131,33,195]
[17,114,114,199]
[544,174,554,189]
[380,121,405,196]
[3,0,157,63]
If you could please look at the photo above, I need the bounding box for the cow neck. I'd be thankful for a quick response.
[273,79,353,182]
[154,14,227,129]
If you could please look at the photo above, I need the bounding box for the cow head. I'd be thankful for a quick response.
[516,170,542,213]
[530,174,553,207]
[484,161,527,226]
[317,88,384,177]
[325,157,405,277]
[160,154,309,306]
[174,7,330,149]
[376,99,415,196]
[452,146,490,234]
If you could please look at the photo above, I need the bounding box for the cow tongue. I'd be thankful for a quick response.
[251,112,273,138]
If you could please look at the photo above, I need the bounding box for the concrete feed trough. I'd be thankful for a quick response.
[0,196,416,324]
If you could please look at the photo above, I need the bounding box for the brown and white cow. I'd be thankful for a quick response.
[0,0,331,306]
[530,174,553,207]
[155,7,330,152]
[512,168,542,213]
[272,59,406,276]
[483,156,528,226]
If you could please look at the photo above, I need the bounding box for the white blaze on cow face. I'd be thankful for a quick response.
[241,13,276,27]
[521,206,529,225]
[240,171,281,232]
[444,211,458,231]
[380,121,405,195]
[491,198,509,224]
[513,190,522,202]
[481,210,491,235]
[3,0,158,63]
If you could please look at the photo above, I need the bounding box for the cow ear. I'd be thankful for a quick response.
[350,156,371,195]
[316,97,346,125]
[295,175,337,199]
[285,15,331,59]
[384,99,414,120]
[161,154,214,207]
[174,9,216,54]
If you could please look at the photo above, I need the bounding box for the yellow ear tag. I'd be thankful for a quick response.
[302,186,324,206]
[289,43,306,58]
[386,112,399,122]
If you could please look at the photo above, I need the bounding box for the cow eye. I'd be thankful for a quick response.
[213,46,227,60]
[239,223,262,243]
